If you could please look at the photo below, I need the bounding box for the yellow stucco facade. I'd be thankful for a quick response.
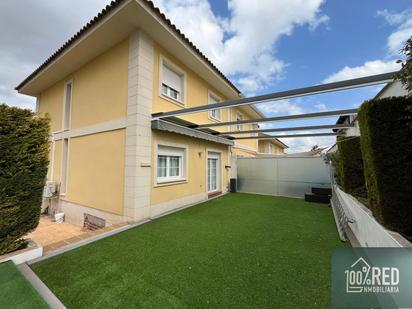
[38,39,128,218]
[152,44,230,131]
[66,130,125,215]
[38,80,64,132]
[27,7,269,226]
[258,140,285,155]
[70,39,129,129]
[150,131,229,206]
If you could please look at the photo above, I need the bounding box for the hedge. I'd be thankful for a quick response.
[0,104,50,255]
[358,96,412,234]
[337,136,366,197]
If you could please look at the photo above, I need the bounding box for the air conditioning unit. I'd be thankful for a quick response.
[43,181,57,198]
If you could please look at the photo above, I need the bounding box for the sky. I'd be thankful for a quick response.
[1,0,411,152]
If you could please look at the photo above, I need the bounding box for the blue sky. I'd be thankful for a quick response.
[1,0,411,152]
[152,0,411,151]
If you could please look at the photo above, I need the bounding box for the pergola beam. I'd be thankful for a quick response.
[152,72,395,119]
[232,132,341,140]
[194,108,357,129]
[217,123,353,135]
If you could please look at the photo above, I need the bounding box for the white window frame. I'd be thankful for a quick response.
[159,55,186,106]
[236,112,243,131]
[155,142,188,185]
[206,149,223,194]
[62,80,73,130]
[208,90,221,122]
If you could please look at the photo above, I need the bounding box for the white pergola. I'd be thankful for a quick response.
[151,71,396,141]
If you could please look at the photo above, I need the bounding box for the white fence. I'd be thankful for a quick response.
[236,156,331,198]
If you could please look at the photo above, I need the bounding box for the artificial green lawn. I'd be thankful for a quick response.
[32,193,347,308]
[0,261,48,309]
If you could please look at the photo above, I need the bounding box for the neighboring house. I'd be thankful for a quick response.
[281,147,326,157]
[332,79,408,147]
[374,80,408,99]
[257,133,288,155]
[15,0,266,227]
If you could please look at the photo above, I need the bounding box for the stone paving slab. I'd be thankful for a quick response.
[28,216,126,253]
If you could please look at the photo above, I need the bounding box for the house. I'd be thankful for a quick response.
[329,79,408,152]
[257,133,288,155]
[333,80,408,137]
[281,147,325,157]
[15,0,269,227]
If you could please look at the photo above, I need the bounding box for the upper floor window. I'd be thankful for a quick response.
[236,112,243,131]
[63,81,72,130]
[269,143,273,153]
[160,56,185,105]
[208,91,221,121]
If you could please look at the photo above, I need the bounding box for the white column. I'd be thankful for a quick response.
[124,30,154,221]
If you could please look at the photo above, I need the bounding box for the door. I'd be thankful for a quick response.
[207,152,221,193]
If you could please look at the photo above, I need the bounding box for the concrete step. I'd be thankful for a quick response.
[305,193,330,204]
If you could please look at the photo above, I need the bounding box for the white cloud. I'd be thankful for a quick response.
[377,9,412,54]
[0,0,330,108]
[323,60,400,83]
[308,14,330,31]
[255,99,303,116]
[314,103,327,111]
[283,132,336,153]
[0,0,109,109]
[153,0,328,93]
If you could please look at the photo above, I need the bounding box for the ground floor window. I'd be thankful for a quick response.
[157,145,186,183]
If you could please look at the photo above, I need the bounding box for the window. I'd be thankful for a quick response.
[236,112,243,131]
[208,92,221,121]
[61,138,69,194]
[63,81,72,130]
[269,144,273,153]
[161,59,184,103]
[157,145,186,183]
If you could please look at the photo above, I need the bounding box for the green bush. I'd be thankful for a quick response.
[358,96,412,233]
[0,104,50,255]
[337,136,366,197]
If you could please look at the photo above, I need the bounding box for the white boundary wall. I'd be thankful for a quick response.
[333,185,411,248]
[237,156,330,198]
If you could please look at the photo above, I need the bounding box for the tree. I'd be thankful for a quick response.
[0,104,50,255]
[395,35,412,95]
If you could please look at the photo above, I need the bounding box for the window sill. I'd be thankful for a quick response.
[160,94,185,107]
[154,178,188,187]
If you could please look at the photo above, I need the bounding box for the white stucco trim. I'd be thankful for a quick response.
[123,30,154,222]
[59,138,70,196]
[49,139,56,180]
[52,117,126,141]
[233,142,258,154]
